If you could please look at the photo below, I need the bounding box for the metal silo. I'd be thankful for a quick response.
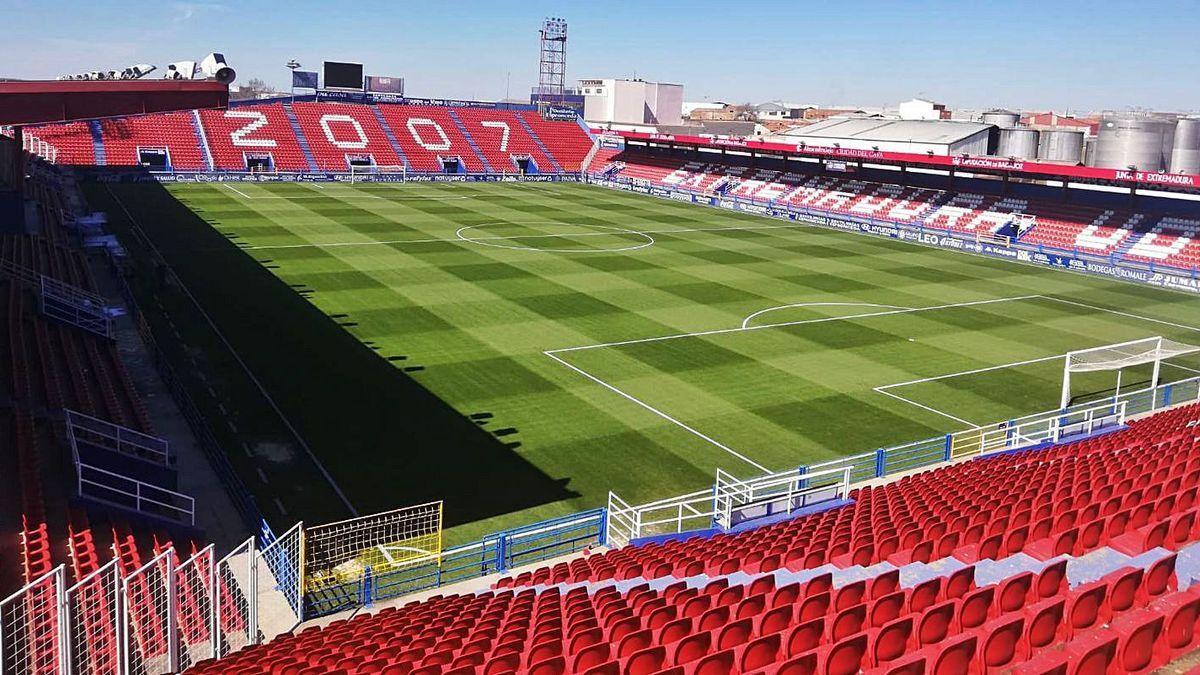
[1170,117,1200,175]
[1038,129,1086,163]
[996,128,1040,159]
[982,109,1021,127]
[1092,114,1175,171]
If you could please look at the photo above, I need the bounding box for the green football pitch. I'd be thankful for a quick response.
[87,180,1200,543]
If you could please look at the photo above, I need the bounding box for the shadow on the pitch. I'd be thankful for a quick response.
[88,179,578,529]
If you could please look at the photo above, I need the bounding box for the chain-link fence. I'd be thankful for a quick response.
[122,550,174,675]
[0,566,65,675]
[175,546,216,671]
[66,561,120,675]
[256,523,303,643]
[0,524,306,674]
[214,538,256,659]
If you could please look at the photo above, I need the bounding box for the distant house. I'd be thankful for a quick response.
[803,108,864,122]
[1022,112,1101,136]
[755,102,792,120]
[898,98,951,120]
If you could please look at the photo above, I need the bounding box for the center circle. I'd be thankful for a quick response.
[455,222,655,253]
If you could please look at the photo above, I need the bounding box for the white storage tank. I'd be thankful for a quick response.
[981,109,1021,128]
[1170,116,1200,175]
[996,127,1040,159]
[1092,114,1175,171]
[1038,129,1086,163]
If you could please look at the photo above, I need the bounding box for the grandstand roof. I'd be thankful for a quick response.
[0,79,228,125]
[777,117,992,145]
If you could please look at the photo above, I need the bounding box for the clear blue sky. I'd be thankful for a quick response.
[4,0,1197,112]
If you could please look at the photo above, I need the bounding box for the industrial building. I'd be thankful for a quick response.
[768,117,991,156]
[580,78,683,127]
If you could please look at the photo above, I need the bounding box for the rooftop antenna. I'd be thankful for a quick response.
[536,17,567,114]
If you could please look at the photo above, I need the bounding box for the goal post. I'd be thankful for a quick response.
[1061,336,1200,409]
[302,501,442,593]
[348,164,407,183]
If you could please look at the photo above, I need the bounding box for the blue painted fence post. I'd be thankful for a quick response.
[874,449,886,478]
[943,435,953,462]
[361,566,374,609]
[598,508,608,547]
[1164,384,1173,409]
[797,465,809,490]
[496,533,509,573]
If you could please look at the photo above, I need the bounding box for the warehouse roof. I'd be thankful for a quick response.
[776,116,992,145]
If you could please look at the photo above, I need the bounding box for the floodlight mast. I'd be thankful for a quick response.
[536,17,568,113]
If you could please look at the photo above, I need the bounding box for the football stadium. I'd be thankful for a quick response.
[4,7,1200,674]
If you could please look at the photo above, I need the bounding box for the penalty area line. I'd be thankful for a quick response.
[543,351,769,473]
[548,295,1041,355]
[874,388,979,427]
[223,184,253,199]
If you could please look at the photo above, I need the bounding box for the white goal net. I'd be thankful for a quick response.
[1061,336,1200,408]
[303,501,443,592]
[349,164,407,183]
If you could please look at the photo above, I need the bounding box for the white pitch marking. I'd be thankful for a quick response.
[223,184,253,199]
[547,295,1040,355]
[310,183,325,190]
[242,222,809,251]
[212,191,473,201]
[1039,295,1200,336]
[544,351,770,472]
[875,353,1066,391]
[741,302,915,330]
[456,223,655,253]
[874,387,978,426]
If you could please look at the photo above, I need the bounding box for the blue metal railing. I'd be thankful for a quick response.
[798,379,1199,488]
[306,509,606,618]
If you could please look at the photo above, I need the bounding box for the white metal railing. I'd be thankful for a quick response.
[606,488,717,549]
[40,277,112,340]
[21,134,58,164]
[0,526,303,675]
[65,408,195,526]
[76,462,196,526]
[0,566,66,675]
[714,466,852,530]
[607,464,855,547]
[65,410,170,466]
[949,399,1129,460]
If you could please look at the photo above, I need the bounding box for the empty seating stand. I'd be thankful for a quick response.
[29,101,601,179]
[291,102,404,171]
[24,122,95,165]
[454,108,555,173]
[199,104,312,171]
[520,112,595,171]
[375,104,484,173]
[605,151,1200,271]
[99,112,206,170]
[496,403,1200,589]
[177,402,1200,675]
[186,547,1200,675]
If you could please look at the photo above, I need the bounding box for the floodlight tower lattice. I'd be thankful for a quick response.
[536,17,568,112]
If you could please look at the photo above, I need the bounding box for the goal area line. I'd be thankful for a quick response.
[545,294,1200,469]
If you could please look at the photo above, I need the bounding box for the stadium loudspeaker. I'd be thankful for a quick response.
[164,61,196,80]
[199,52,236,84]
